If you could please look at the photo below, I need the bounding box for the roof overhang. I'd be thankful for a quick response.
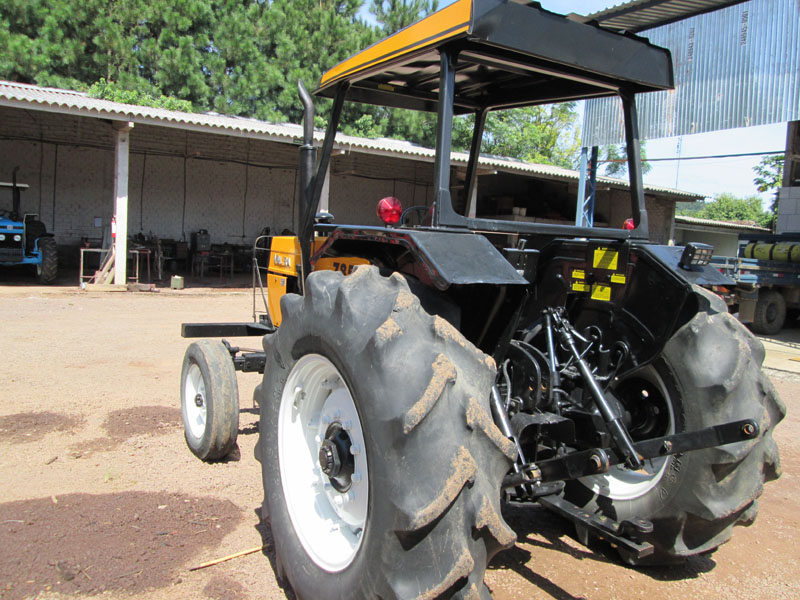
[582,0,751,33]
[316,0,674,113]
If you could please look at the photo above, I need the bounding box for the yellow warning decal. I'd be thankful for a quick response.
[591,283,612,301]
[572,269,585,280]
[572,282,590,293]
[610,273,627,284]
[593,247,618,270]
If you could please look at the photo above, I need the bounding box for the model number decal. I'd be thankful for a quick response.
[332,261,357,275]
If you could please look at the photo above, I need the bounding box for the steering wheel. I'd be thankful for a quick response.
[400,205,431,227]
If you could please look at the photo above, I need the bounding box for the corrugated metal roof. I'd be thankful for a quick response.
[583,0,800,145]
[0,80,304,143]
[675,214,770,231]
[585,0,749,33]
[0,80,700,200]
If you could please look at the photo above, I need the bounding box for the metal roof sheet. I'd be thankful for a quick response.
[583,0,800,145]
[0,80,700,200]
[675,214,770,231]
[585,0,750,33]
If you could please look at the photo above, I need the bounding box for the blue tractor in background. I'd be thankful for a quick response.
[0,168,57,284]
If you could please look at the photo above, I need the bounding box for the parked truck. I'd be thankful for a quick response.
[710,233,800,334]
[179,2,783,598]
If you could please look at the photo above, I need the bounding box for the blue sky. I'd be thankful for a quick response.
[358,1,787,203]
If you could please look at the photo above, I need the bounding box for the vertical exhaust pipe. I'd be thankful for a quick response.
[297,80,317,290]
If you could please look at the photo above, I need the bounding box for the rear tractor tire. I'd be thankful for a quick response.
[180,340,240,461]
[563,287,784,565]
[36,236,58,284]
[256,266,517,599]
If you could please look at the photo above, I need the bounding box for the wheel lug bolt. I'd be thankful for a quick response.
[742,423,756,436]
[662,440,673,453]
[350,444,361,456]
[293,386,305,407]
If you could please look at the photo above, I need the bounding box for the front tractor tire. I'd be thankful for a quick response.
[180,340,240,461]
[256,266,517,599]
[564,287,784,565]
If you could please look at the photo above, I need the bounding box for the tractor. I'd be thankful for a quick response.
[0,167,58,283]
[179,2,784,598]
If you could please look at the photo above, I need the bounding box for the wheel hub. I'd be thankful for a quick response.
[194,393,204,408]
[318,423,355,491]
[579,365,674,501]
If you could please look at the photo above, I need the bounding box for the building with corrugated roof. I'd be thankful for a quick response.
[0,80,701,284]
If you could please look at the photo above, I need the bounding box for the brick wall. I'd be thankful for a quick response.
[0,108,301,255]
[1,105,682,271]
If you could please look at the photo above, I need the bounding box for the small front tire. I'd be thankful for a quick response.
[180,340,239,461]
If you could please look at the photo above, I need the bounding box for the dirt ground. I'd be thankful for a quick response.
[0,284,798,600]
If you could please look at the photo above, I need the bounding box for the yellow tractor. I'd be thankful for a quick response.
[180,2,783,598]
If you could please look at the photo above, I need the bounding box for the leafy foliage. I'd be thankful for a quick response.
[752,154,784,226]
[753,154,784,193]
[1,0,582,166]
[370,0,439,33]
[452,104,581,169]
[600,143,652,177]
[677,193,771,228]
[88,78,194,112]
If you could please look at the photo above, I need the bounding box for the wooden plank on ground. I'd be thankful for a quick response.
[83,283,128,292]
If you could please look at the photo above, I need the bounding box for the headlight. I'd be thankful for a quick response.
[0,234,5,241]
[679,242,713,269]
[13,234,22,242]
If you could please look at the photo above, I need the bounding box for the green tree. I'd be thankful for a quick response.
[452,104,580,168]
[600,143,652,177]
[752,153,784,226]
[370,0,439,33]
[678,193,771,228]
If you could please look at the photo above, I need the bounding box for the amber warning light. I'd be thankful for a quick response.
[377,196,403,226]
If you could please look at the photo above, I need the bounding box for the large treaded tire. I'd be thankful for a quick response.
[563,286,784,565]
[36,236,57,284]
[180,340,240,461]
[256,266,517,599]
[752,289,786,335]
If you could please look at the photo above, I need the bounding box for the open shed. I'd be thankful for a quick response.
[0,80,699,286]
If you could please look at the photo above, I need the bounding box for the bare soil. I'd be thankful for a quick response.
[0,285,797,600]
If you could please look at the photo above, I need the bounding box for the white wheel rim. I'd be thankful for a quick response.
[184,363,207,440]
[278,354,368,572]
[580,366,675,501]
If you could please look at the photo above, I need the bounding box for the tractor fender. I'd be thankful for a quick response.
[313,225,528,290]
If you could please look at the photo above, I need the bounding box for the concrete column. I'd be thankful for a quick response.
[113,122,134,285]
[466,185,478,218]
[319,165,331,214]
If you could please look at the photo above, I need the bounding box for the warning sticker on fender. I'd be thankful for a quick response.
[591,283,612,301]
[593,248,618,270]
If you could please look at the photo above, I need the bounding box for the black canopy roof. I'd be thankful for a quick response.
[316,0,674,114]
